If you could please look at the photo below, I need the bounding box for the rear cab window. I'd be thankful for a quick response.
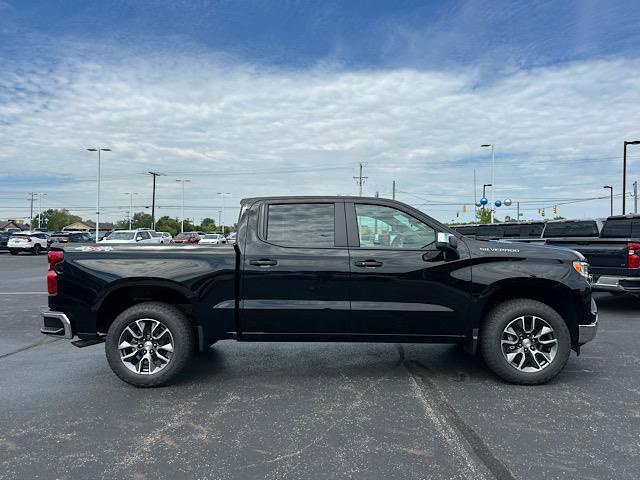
[601,218,640,238]
[543,221,599,237]
[265,203,335,247]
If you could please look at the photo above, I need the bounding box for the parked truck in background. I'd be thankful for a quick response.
[545,214,640,295]
[41,196,597,387]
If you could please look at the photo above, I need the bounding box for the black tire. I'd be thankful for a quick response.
[9,249,18,256]
[105,302,195,387]
[32,244,41,255]
[480,299,571,385]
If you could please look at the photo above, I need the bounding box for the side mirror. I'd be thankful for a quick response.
[436,232,458,251]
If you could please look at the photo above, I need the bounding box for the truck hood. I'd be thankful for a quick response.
[467,238,586,262]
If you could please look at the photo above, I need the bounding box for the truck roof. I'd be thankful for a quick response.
[241,195,387,204]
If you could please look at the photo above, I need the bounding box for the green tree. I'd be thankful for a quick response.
[475,208,492,224]
[200,217,217,233]
[35,209,82,231]
[155,216,181,236]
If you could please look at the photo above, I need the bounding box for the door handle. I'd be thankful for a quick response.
[354,260,383,268]
[250,259,278,267]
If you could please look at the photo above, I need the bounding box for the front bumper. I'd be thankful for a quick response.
[578,297,598,345]
[593,275,640,294]
[40,308,73,339]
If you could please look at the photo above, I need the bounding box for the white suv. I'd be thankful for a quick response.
[8,232,49,255]
[99,229,163,244]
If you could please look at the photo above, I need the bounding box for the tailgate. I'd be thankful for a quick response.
[545,238,628,270]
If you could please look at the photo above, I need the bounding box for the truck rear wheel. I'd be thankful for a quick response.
[105,302,195,387]
[480,299,571,385]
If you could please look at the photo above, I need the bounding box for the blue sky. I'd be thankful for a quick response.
[1,0,639,224]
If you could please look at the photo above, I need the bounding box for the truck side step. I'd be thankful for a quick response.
[71,338,105,348]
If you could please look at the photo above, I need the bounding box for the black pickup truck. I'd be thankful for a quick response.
[41,196,598,387]
[545,214,640,295]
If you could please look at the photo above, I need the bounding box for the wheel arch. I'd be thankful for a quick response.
[94,279,195,335]
[475,278,579,349]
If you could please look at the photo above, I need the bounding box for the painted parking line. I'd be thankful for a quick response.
[0,292,48,295]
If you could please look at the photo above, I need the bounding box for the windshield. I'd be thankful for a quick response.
[204,234,218,239]
[105,232,135,241]
[176,233,191,238]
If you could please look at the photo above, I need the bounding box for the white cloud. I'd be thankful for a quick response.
[0,52,639,224]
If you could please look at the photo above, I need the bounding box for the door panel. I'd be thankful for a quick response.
[348,202,470,336]
[240,202,352,334]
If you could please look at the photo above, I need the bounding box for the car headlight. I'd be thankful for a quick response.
[572,261,589,278]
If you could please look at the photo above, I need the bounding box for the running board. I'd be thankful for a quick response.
[71,338,105,348]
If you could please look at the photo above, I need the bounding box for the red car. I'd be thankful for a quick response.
[173,232,200,244]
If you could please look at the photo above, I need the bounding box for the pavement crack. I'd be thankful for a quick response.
[0,337,62,360]
[237,376,385,471]
[405,360,516,480]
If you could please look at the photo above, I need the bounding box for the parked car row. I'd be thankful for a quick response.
[453,215,640,296]
[1,228,237,254]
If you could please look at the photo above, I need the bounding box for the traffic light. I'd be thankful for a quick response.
[541,208,545,217]
[463,204,467,213]
[553,205,557,215]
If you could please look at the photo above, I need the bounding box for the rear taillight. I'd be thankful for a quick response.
[628,243,640,269]
[27,236,33,243]
[47,251,64,295]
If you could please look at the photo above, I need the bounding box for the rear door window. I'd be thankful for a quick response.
[266,203,335,247]
[601,219,633,238]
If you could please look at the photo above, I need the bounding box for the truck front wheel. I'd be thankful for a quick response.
[105,302,195,387]
[480,299,571,385]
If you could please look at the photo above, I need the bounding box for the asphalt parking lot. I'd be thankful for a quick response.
[0,253,639,480]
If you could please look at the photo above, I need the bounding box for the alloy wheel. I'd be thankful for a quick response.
[118,319,175,375]
[501,315,558,372]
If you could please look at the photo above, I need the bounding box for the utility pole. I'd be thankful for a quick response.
[353,162,367,196]
[147,171,162,230]
[392,180,396,200]
[634,181,638,214]
[517,202,520,223]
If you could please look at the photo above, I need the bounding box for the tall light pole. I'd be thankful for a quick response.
[623,140,640,214]
[481,144,495,223]
[176,179,191,232]
[218,192,230,234]
[124,192,139,229]
[87,148,111,242]
[603,185,613,217]
[37,193,46,229]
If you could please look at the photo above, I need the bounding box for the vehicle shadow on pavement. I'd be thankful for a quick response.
[176,342,494,385]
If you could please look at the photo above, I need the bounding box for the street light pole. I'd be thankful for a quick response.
[176,179,191,232]
[37,193,46,229]
[604,186,613,216]
[481,144,495,223]
[217,192,230,234]
[623,141,640,214]
[87,148,111,243]
[124,192,138,229]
